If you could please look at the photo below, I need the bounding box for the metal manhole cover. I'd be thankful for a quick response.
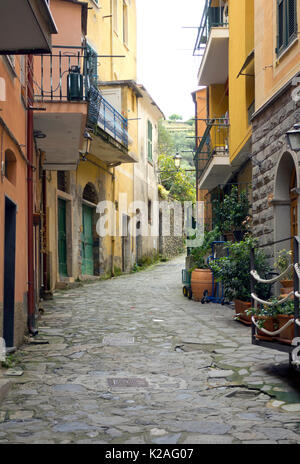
[107,378,149,388]
[103,335,135,346]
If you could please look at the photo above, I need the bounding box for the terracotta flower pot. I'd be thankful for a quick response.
[191,269,213,302]
[234,299,251,324]
[276,315,295,344]
[281,279,294,288]
[280,280,294,299]
[254,316,274,341]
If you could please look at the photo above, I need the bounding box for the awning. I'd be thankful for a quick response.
[237,49,255,78]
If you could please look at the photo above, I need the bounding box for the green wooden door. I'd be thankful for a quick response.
[58,199,67,277]
[82,204,94,275]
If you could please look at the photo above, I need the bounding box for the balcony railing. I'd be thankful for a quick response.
[193,0,229,56]
[87,85,129,148]
[33,46,90,101]
[33,45,129,148]
[194,118,229,177]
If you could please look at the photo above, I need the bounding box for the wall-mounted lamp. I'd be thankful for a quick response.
[286,124,300,152]
[80,130,93,161]
[84,130,92,154]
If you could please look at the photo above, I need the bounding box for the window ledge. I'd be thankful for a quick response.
[276,36,298,64]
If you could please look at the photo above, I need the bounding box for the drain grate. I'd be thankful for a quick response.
[103,335,135,346]
[107,378,149,388]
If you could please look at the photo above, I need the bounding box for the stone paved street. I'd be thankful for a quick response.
[1,256,300,444]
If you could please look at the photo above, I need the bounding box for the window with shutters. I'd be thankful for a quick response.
[277,0,297,55]
[147,120,153,163]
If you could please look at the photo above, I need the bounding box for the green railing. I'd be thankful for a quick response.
[194,118,229,177]
[193,0,229,56]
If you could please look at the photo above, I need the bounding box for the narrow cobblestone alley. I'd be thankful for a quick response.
[1,256,300,444]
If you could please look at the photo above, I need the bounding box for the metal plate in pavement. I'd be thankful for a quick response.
[107,378,149,388]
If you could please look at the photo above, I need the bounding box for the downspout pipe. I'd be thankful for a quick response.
[27,55,37,336]
[42,167,48,298]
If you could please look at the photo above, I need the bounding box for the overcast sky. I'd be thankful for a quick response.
[136,0,205,121]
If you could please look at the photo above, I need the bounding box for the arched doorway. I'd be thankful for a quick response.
[82,183,99,276]
[290,168,298,240]
[274,152,299,254]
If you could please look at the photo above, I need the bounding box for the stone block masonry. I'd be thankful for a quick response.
[251,85,300,259]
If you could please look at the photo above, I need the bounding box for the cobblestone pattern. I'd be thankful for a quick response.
[252,87,300,258]
[1,257,300,444]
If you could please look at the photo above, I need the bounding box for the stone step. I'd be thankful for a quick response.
[0,379,11,404]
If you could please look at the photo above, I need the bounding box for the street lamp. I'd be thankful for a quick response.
[80,130,93,161]
[286,124,300,151]
[173,152,182,170]
[84,130,93,154]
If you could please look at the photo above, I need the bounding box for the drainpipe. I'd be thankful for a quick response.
[27,54,36,335]
[42,167,48,296]
[111,167,116,275]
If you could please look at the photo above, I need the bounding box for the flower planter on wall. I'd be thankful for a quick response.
[191,269,213,302]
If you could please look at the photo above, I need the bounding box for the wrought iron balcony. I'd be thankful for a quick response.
[194,0,229,56]
[87,85,129,148]
[33,46,90,101]
[33,45,129,148]
[195,118,229,173]
[194,118,231,190]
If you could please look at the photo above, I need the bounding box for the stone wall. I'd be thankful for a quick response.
[158,200,185,258]
[0,294,27,349]
[251,85,300,260]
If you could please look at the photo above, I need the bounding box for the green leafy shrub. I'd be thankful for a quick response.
[210,236,271,302]
[190,227,221,270]
[212,185,250,234]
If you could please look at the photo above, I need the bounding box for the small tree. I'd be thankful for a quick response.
[169,114,183,121]
[158,154,196,203]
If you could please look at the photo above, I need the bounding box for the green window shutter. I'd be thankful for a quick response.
[148,120,153,162]
[287,0,297,40]
[277,0,297,55]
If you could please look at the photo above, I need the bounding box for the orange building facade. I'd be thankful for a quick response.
[0,1,57,348]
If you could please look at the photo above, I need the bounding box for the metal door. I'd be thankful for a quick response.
[58,198,67,277]
[82,204,94,275]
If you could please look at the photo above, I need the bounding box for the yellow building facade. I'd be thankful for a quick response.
[194,0,254,213]
[251,0,300,257]
[34,0,163,292]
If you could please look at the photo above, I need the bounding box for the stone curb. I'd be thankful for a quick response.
[0,379,11,404]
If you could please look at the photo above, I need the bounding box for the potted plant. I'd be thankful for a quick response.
[274,249,293,297]
[276,300,295,344]
[246,298,295,343]
[212,186,250,242]
[189,227,221,302]
[210,236,271,324]
[245,305,276,341]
